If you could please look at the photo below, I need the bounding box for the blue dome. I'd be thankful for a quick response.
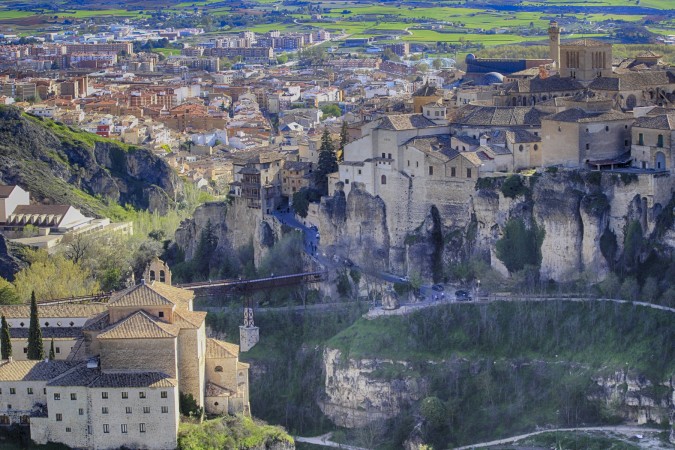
[465,53,476,62]
[479,72,505,85]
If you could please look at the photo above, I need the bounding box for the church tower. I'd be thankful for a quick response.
[548,21,561,67]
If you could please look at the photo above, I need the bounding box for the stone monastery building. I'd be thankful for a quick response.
[0,262,249,449]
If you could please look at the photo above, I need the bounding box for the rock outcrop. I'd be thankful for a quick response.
[0,105,182,216]
[0,234,26,281]
[320,348,428,427]
[317,170,674,283]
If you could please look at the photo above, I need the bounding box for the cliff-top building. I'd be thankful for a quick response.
[0,259,249,449]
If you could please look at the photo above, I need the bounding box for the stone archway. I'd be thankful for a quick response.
[655,151,666,170]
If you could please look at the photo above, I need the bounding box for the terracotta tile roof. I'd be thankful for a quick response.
[97,311,180,340]
[173,310,206,329]
[505,76,583,94]
[206,338,239,358]
[545,108,632,123]
[633,114,675,130]
[590,71,675,91]
[0,360,79,381]
[0,304,107,320]
[453,105,550,127]
[108,281,193,309]
[377,114,438,131]
[48,364,176,388]
[237,361,250,369]
[82,312,109,332]
[205,381,234,397]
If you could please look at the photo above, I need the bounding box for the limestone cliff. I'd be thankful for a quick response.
[318,170,674,282]
[174,198,274,267]
[0,105,182,216]
[320,348,427,427]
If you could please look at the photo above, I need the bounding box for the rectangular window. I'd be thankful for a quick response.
[139,391,146,399]
[466,168,472,179]
[388,153,392,159]
[122,392,128,399]
[87,425,92,435]
[101,392,108,399]
[657,134,664,147]
[126,407,132,414]
[55,347,60,354]
[429,166,433,176]
[639,133,644,145]
[140,423,146,433]
[102,407,108,414]
[0,388,2,394]
[9,388,15,395]
[143,407,150,414]
[43,388,46,395]
[121,424,128,434]
[161,406,168,414]
[358,170,362,175]
[23,348,27,354]
[345,179,349,184]
[158,311,164,318]
[56,413,62,422]
[27,388,33,395]
[407,160,410,167]
[103,424,109,434]
[161,391,167,399]
[53,393,60,400]
[451,167,456,177]
[66,427,71,432]
[78,408,84,416]
[70,393,76,401]
[381,153,385,158]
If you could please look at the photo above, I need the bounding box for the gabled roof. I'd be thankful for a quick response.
[544,108,632,123]
[589,71,675,91]
[453,105,550,127]
[206,338,239,358]
[505,76,584,94]
[48,363,176,388]
[108,281,193,309]
[377,114,438,131]
[97,310,180,340]
[0,304,107,319]
[173,309,207,329]
[0,360,79,381]
[0,185,17,198]
[633,114,675,130]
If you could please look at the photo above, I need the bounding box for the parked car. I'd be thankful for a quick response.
[455,289,472,301]
[432,284,444,292]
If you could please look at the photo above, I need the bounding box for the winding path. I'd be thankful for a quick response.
[295,432,370,450]
[452,425,664,449]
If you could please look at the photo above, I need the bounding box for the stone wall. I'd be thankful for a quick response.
[100,338,178,378]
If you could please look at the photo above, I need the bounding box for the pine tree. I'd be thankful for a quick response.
[1,316,11,360]
[314,129,338,194]
[49,339,55,360]
[27,291,44,360]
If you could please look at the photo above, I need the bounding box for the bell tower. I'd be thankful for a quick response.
[239,297,259,352]
[548,21,561,67]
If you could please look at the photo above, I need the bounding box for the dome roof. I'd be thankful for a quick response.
[465,53,476,62]
[478,72,504,85]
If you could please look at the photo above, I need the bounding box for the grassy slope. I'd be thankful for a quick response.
[327,301,675,379]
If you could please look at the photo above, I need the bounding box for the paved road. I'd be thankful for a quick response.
[452,425,663,449]
[295,433,370,450]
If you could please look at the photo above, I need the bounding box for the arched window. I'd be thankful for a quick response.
[381,175,387,185]
[159,270,166,283]
[215,366,223,372]
[149,270,155,281]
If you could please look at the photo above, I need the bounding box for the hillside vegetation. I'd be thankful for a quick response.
[0,105,182,219]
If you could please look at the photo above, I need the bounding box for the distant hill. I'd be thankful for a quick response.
[0,105,182,218]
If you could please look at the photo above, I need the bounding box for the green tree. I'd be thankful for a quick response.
[420,396,446,429]
[193,220,219,280]
[27,292,44,360]
[641,276,660,302]
[13,250,99,302]
[276,54,288,64]
[320,104,342,118]
[432,58,443,70]
[314,129,338,195]
[292,189,310,218]
[1,316,11,360]
[495,218,545,274]
[0,278,19,305]
[49,338,55,360]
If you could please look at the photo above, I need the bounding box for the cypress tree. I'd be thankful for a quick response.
[1,316,11,360]
[314,129,338,194]
[338,121,349,162]
[27,291,44,360]
[49,339,55,360]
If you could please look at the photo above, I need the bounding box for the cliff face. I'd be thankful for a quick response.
[0,105,182,215]
[321,348,674,430]
[174,198,273,267]
[318,171,674,282]
[320,348,427,427]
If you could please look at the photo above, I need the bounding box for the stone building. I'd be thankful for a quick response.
[0,276,249,449]
[631,112,674,172]
[558,39,612,81]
